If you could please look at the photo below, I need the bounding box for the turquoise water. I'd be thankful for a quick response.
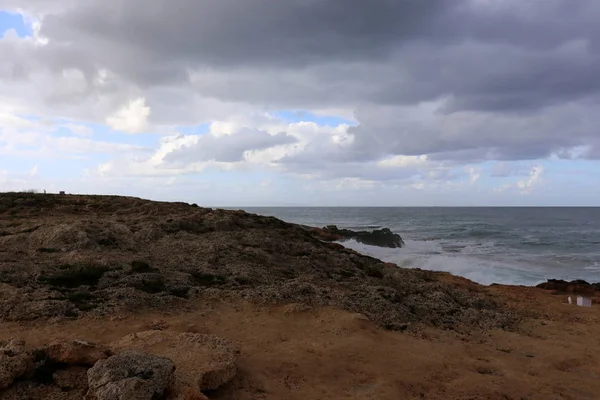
[240,207,600,286]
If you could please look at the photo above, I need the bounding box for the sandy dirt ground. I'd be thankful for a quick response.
[1,286,598,400]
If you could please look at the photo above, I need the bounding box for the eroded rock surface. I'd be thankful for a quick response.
[0,339,34,390]
[111,331,238,391]
[86,351,175,400]
[0,193,516,332]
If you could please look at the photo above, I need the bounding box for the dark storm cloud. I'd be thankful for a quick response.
[41,0,449,67]
[3,0,600,168]
[11,0,600,113]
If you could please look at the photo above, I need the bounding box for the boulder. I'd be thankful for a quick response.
[110,330,239,391]
[314,225,404,248]
[0,339,35,390]
[44,339,112,366]
[86,351,175,400]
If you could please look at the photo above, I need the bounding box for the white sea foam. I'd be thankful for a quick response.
[340,239,598,286]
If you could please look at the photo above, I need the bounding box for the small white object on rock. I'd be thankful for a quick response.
[568,296,572,304]
[577,296,592,307]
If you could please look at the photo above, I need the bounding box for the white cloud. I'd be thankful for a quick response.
[492,165,544,194]
[63,123,93,136]
[466,166,481,184]
[517,165,544,193]
[378,155,428,168]
[106,98,151,134]
[334,177,380,191]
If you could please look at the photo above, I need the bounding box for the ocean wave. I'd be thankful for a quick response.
[340,238,600,287]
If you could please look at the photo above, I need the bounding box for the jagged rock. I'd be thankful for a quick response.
[110,330,239,391]
[312,225,405,248]
[86,351,175,400]
[0,339,35,390]
[45,339,112,366]
[53,366,88,390]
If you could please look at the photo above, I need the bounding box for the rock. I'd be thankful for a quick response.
[309,227,345,242]
[146,319,170,331]
[110,330,238,391]
[0,339,35,390]
[53,366,88,390]
[45,339,112,366]
[0,193,517,333]
[86,351,175,400]
[314,225,405,248]
[536,279,598,295]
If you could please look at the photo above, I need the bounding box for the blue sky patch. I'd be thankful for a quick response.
[0,11,32,38]
[175,123,211,136]
[273,110,355,126]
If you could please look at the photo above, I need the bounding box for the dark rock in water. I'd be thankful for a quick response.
[315,225,404,248]
[536,279,599,294]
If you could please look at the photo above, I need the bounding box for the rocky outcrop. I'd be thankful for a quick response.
[110,330,239,391]
[0,193,516,333]
[0,339,35,390]
[86,351,175,400]
[310,225,405,248]
[536,279,600,294]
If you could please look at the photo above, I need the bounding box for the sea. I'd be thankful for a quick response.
[241,207,600,287]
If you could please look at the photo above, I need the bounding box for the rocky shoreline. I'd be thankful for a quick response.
[0,193,513,330]
[0,192,598,399]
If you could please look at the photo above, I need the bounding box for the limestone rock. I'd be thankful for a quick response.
[110,330,238,391]
[45,339,112,366]
[86,351,175,400]
[0,339,35,390]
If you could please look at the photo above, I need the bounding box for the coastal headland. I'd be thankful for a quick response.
[0,193,598,399]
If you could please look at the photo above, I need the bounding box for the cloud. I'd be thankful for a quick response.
[163,129,297,164]
[106,98,151,133]
[517,165,544,193]
[63,123,93,136]
[494,165,544,194]
[1,1,600,205]
[466,167,481,184]
[96,123,298,177]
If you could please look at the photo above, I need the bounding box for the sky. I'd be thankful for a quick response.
[0,1,599,206]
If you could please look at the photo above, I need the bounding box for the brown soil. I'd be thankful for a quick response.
[1,193,599,399]
[1,294,598,400]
